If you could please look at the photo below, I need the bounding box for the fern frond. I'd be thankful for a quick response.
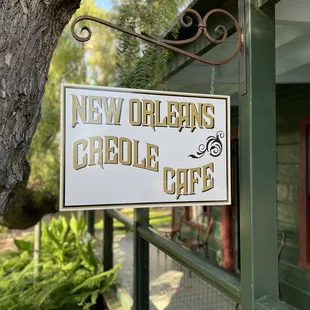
[0,214,120,309]
[35,277,69,306]
[71,266,118,294]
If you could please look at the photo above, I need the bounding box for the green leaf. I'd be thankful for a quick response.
[44,225,61,249]
[60,217,69,244]
[62,256,81,273]
[0,292,21,305]
[36,278,69,306]
[70,215,78,236]
[77,215,86,236]
[71,267,119,294]
[78,247,93,271]
[87,242,98,273]
[14,239,33,253]
[91,290,99,305]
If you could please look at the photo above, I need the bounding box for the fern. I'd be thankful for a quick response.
[71,264,121,294]
[36,277,71,307]
[0,215,119,309]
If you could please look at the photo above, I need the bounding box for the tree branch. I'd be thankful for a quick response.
[0,0,81,227]
[0,160,57,229]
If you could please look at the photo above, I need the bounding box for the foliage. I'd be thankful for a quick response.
[114,0,183,89]
[0,224,8,235]
[28,0,116,196]
[27,0,183,197]
[0,215,120,310]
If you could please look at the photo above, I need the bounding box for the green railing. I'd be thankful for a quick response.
[98,208,298,310]
[138,224,240,302]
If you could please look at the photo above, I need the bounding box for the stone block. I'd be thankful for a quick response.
[277,144,298,164]
[277,164,299,185]
[277,184,299,204]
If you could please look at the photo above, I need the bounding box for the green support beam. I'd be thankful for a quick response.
[106,209,134,230]
[133,208,149,310]
[239,0,278,309]
[138,225,241,303]
[103,211,113,271]
[256,296,298,310]
[86,210,95,236]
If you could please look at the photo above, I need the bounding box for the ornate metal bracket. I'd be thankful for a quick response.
[71,7,246,93]
[71,8,243,66]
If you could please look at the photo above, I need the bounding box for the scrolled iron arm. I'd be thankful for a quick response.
[71,8,242,66]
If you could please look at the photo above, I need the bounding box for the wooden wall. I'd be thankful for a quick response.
[275,85,310,309]
[181,86,310,309]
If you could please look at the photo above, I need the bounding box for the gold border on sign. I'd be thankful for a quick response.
[60,84,231,211]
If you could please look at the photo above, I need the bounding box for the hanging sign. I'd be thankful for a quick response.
[60,84,231,211]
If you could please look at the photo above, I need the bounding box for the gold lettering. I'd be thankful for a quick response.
[119,137,132,166]
[142,99,155,130]
[190,103,203,132]
[129,99,142,126]
[73,139,87,170]
[203,103,214,129]
[167,101,179,128]
[176,168,188,199]
[104,136,118,164]
[89,136,103,167]
[163,167,175,195]
[103,97,123,125]
[72,94,87,128]
[178,102,191,132]
[88,96,102,124]
[133,140,146,169]
[189,167,201,195]
[155,100,167,127]
[202,163,214,192]
[146,143,159,172]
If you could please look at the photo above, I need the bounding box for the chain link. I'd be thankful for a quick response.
[210,64,216,95]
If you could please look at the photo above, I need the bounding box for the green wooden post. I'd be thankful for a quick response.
[133,208,149,310]
[86,210,95,236]
[103,211,113,271]
[239,0,278,309]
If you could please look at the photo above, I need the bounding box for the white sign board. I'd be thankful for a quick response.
[60,84,231,211]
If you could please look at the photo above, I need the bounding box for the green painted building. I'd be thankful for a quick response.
[160,1,310,309]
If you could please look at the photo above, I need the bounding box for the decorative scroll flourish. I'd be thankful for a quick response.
[189,131,225,159]
[71,8,242,66]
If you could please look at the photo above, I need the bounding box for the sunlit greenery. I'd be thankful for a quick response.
[0,216,119,310]
[95,208,172,233]
[115,0,183,89]
[28,0,116,195]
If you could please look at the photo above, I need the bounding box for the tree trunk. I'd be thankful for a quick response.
[0,0,81,227]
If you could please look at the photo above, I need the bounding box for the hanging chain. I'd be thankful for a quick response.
[210,64,216,95]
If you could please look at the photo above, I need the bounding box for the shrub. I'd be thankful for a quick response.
[0,215,120,310]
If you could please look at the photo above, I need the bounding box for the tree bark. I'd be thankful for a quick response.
[0,159,58,229]
[0,0,81,227]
